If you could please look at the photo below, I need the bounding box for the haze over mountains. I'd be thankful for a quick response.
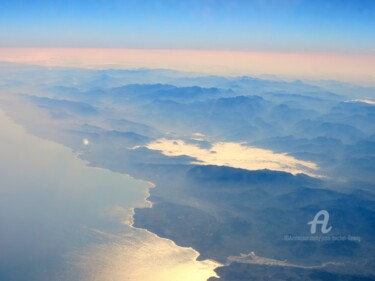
[1,63,375,280]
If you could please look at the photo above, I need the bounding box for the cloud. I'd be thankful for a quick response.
[146,138,320,177]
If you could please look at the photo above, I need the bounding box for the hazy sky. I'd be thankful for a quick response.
[1,0,374,52]
[1,1,374,84]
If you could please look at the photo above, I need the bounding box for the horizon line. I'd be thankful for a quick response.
[1,48,374,86]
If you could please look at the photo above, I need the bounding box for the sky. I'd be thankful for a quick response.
[0,0,374,85]
[1,0,374,52]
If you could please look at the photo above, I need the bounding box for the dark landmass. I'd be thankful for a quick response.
[208,263,375,281]
[133,165,375,276]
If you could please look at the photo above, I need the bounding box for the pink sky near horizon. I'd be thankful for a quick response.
[1,48,374,86]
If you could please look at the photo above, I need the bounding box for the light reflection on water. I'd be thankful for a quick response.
[73,228,220,281]
[0,110,219,281]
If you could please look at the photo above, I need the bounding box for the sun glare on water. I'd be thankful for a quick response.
[74,229,220,281]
